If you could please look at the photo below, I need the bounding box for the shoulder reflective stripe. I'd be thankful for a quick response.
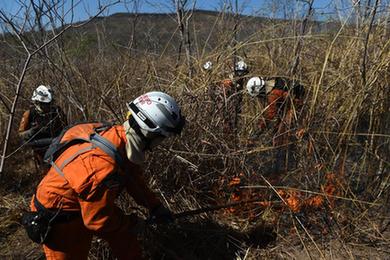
[51,161,66,179]
[90,133,125,168]
[58,144,94,170]
[49,132,125,180]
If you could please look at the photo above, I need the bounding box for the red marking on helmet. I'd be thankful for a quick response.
[139,95,152,105]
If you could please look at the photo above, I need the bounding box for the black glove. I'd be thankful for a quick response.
[150,205,174,224]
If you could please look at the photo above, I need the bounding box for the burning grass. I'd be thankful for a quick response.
[0,5,389,259]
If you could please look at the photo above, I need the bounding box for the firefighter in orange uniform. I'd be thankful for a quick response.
[19,85,67,166]
[246,77,305,132]
[27,91,185,259]
[246,77,305,173]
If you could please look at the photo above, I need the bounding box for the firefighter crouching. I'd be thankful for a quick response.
[18,85,67,167]
[246,77,305,174]
[246,76,305,134]
[23,91,185,259]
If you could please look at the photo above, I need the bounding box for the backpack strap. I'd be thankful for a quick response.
[51,134,125,179]
[90,133,125,169]
[51,141,94,178]
[48,124,125,181]
[273,77,289,91]
[44,122,114,163]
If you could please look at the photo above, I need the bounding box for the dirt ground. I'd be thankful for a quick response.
[0,143,388,259]
[0,188,388,260]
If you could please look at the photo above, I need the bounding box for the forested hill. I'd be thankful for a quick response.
[69,9,337,54]
[0,9,338,59]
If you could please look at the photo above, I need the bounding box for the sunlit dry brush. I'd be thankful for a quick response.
[143,12,390,258]
[0,4,389,259]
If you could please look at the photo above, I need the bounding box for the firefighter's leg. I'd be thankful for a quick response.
[273,118,288,175]
[43,217,93,260]
[284,109,297,171]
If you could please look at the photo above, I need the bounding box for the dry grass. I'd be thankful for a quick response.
[0,7,389,260]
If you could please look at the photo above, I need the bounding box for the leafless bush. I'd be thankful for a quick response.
[0,0,389,259]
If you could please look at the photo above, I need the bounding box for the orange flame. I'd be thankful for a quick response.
[255,201,272,207]
[304,195,324,208]
[322,173,337,207]
[221,172,341,218]
[227,190,242,213]
[229,177,241,186]
[276,190,301,212]
[231,192,241,202]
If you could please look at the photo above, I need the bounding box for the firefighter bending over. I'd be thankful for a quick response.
[25,91,185,259]
[246,77,305,174]
[246,76,305,133]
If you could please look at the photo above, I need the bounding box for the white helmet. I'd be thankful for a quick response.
[31,85,53,103]
[246,77,266,97]
[203,61,213,71]
[234,60,248,75]
[127,91,185,138]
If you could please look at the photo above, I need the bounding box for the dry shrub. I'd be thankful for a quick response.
[0,8,389,259]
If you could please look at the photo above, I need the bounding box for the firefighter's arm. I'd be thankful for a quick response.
[18,110,38,141]
[19,110,31,133]
[266,90,280,121]
[123,164,174,223]
[19,128,39,141]
[124,164,162,211]
[78,186,137,233]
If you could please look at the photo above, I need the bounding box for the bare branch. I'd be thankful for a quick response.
[0,0,120,176]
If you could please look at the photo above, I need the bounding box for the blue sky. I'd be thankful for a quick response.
[0,0,342,26]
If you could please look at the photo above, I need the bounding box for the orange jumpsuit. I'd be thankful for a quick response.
[258,78,305,174]
[31,125,161,260]
[259,78,304,131]
[265,89,289,128]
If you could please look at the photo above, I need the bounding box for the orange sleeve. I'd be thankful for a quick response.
[266,89,287,121]
[18,110,31,133]
[78,165,161,232]
[220,79,233,89]
[78,187,131,233]
[125,164,161,211]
